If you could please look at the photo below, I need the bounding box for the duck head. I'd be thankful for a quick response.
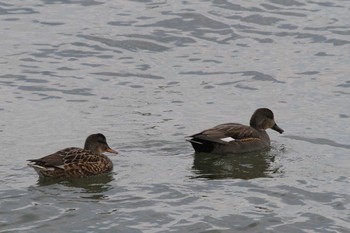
[249,108,284,134]
[84,133,118,155]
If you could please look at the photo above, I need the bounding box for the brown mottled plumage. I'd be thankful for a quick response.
[27,133,118,178]
[186,108,284,155]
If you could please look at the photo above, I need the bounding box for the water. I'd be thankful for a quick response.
[1,0,350,232]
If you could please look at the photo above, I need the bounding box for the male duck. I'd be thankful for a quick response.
[27,133,118,178]
[186,108,284,155]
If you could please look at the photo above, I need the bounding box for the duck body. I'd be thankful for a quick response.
[187,108,283,155]
[27,133,117,178]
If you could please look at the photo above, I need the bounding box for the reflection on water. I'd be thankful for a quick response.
[35,173,114,197]
[192,149,281,180]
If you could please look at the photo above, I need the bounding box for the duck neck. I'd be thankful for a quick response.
[250,120,270,145]
[84,143,101,155]
[249,116,259,130]
[260,130,270,144]
[250,116,267,131]
[250,118,261,130]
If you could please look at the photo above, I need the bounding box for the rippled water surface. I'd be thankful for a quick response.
[1,0,350,232]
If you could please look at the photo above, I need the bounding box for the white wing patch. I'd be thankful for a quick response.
[220,137,235,142]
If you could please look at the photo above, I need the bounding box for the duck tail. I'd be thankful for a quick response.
[28,161,64,177]
[186,136,217,153]
[185,137,203,145]
[27,163,53,171]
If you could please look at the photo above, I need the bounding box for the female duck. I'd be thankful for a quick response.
[186,108,284,155]
[27,133,118,178]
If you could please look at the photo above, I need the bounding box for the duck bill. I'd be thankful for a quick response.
[106,147,118,155]
[272,124,284,134]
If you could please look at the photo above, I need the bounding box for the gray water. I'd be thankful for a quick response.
[1,0,350,232]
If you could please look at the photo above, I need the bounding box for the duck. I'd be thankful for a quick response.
[186,108,284,155]
[27,133,118,178]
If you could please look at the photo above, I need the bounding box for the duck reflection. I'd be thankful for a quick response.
[192,150,279,179]
[36,173,114,195]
